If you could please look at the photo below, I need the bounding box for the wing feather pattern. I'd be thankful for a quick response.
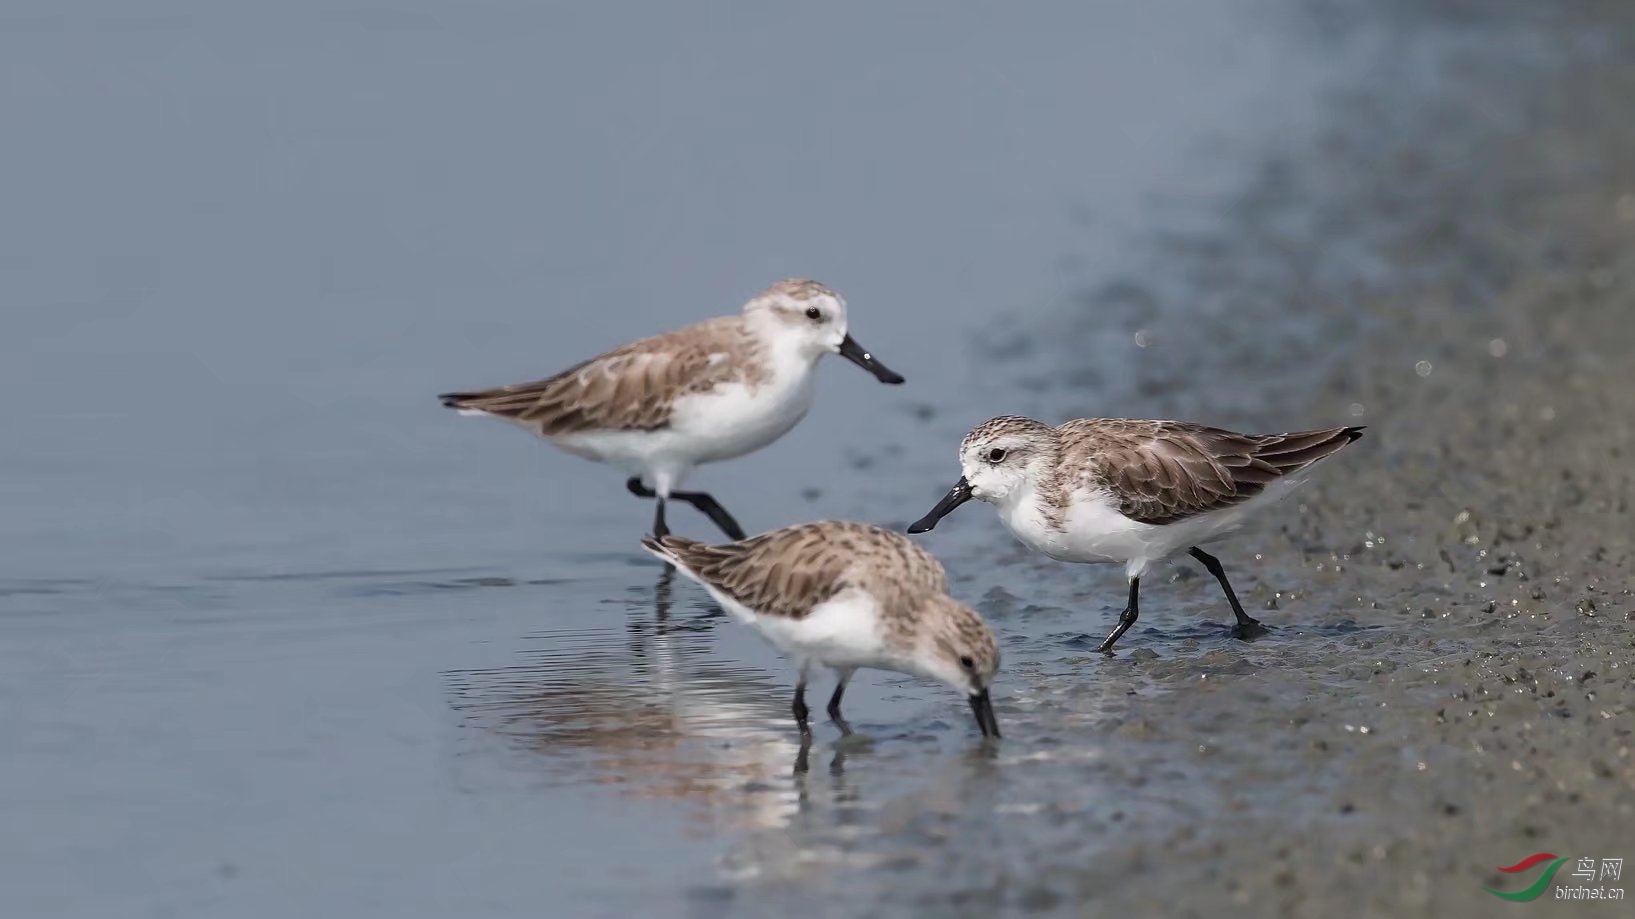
[1059,420,1363,525]
[438,317,755,435]
[642,522,948,620]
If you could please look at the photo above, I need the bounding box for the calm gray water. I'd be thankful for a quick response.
[2,2,1344,915]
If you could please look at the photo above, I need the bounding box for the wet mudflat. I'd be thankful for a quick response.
[722,3,1635,915]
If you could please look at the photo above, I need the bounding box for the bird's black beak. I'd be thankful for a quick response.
[969,688,1000,739]
[906,477,972,534]
[837,334,905,384]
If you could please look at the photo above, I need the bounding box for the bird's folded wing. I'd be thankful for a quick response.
[656,522,948,620]
[438,318,746,435]
[1063,420,1289,526]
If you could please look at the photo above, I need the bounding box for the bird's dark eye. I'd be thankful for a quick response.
[986,448,1007,463]
[959,655,975,670]
[805,306,823,321]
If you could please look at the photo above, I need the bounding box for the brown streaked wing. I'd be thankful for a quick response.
[438,317,753,435]
[1059,419,1361,526]
[654,521,948,620]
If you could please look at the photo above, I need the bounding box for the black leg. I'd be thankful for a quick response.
[631,477,668,537]
[826,681,846,721]
[793,736,812,775]
[792,684,811,735]
[671,490,747,541]
[1096,577,1141,653]
[826,669,855,735]
[1189,547,1265,638]
[627,477,746,541]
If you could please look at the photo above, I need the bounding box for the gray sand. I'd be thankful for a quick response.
[717,3,1635,915]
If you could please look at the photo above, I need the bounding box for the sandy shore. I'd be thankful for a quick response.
[719,3,1635,916]
[1024,4,1635,915]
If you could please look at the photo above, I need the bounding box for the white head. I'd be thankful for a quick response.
[902,594,1002,738]
[741,279,904,383]
[906,416,1057,534]
[958,416,1059,505]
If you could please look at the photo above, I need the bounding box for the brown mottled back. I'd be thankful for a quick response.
[642,521,949,621]
[438,316,764,435]
[1056,419,1364,525]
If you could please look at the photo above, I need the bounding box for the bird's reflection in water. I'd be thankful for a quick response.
[789,731,872,835]
[447,567,1015,883]
[722,732,1004,884]
[793,734,854,778]
[446,568,833,832]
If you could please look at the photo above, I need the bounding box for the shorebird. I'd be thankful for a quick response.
[439,279,903,539]
[907,416,1363,653]
[641,521,1001,739]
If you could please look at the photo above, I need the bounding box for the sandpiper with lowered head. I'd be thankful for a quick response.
[440,280,903,540]
[642,521,1001,739]
[907,416,1363,653]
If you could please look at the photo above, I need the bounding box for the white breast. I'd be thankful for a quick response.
[693,581,890,671]
[671,377,813,463]
[548,352,816,491]
[1000,485,1154,569]
[1002,477,1312,578]
[668,358,815,465]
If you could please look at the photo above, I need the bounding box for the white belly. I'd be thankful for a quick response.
[999,489,1152,567]
[694,582,890,672]
[669,372,814,465]
[753,591,891,671]
[549,368,814,490]
[999,479,1309,578]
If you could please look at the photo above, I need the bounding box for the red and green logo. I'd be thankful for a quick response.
[1485,853,1567,902]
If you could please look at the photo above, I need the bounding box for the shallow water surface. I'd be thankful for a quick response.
[0,2,1357,916]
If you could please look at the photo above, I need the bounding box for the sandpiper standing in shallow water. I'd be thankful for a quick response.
[907,416,1363,653]
[440,280,904,539]
[642,521,1001,739]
